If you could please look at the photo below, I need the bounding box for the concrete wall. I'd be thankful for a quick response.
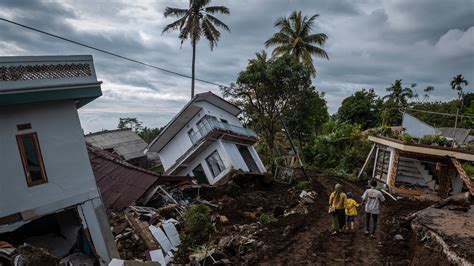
[0,101,100,218]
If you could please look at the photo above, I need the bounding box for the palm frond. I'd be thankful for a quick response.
[305,44,329,60]
[264,32,291,47]
[202,18,221,49]
[163,7,188,18]
[205,14,230,32]
[304,33,328,45]
[205,6,230,14]
[162,16,188,34]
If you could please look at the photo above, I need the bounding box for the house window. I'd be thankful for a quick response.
[206,150,225,177]
[16,132,48,187]
[188,129,199,144]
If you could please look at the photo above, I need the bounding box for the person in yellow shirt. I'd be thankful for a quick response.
[345,192,360,230]
[329,183,347,234]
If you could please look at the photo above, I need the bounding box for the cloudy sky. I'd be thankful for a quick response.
[1,0,473,132]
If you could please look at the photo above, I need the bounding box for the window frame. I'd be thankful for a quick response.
[205,150,226,178]
[16,132,48,187]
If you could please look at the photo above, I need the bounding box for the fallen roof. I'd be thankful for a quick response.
[368,135,474,161]
[146,91,242,153]
[85,129,147,161]
[87,145,191,211]
[88,145,159,211]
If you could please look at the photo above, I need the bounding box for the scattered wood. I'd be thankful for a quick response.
[124,212,160,250]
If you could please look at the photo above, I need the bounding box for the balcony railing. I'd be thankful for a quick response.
[189,117,257,145]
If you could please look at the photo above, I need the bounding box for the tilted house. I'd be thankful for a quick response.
[0,55,118,263]
[145,92,266,185]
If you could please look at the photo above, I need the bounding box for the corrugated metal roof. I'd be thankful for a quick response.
[437,127,471,145]
[85,129,147,161]
[88,145,159,211]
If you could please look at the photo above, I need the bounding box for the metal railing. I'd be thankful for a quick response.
[189,117,257,144]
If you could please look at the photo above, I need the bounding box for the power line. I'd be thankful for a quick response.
[405,107,474,119]
[0,17,229,88]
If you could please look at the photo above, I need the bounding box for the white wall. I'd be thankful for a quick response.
[159,101,243,171]
[176,140,233,185]
[221,141,249,171]
[0,101,100,218]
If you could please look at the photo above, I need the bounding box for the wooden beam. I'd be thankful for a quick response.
[358,144,376,180]
[386,148,400,188]
[450,157,474,195]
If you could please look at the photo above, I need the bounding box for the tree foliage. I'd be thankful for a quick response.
[222,53,327,166]
[162,0,230,97]
[337,89,382,130]
[117,117,161,144]
[118,117,142,132]
[302,119,372,176]
[265,11,328,76]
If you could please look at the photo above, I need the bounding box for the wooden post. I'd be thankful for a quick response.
[372,147,380,179]
[358,144,376,180]
[386,148,400,189]
[450,157,474,195]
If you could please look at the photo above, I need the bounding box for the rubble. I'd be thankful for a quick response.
[102,171,473,264]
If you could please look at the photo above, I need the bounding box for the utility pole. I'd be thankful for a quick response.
[279,116,309,180]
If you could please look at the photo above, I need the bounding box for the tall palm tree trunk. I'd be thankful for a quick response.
[191,39,196,98]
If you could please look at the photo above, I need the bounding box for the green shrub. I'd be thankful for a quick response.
[259,213,277,224]
[434,134,449,146]
[401,133,414,144]
[419,134,434,145]
[182,204,215,248]
[463,163,474,177]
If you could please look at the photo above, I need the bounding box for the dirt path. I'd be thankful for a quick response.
[257,175,423,265]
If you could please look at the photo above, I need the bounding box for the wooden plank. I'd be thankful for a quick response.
[124,212,160,250]
[450,157,474,195]
[393,187,428,196]
[358,144,376,180]
[387,149,400,188]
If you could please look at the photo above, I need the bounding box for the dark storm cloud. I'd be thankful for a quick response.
[0,0,472,131]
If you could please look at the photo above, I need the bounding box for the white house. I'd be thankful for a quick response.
[0,55,118,263]
[145,92,266,185]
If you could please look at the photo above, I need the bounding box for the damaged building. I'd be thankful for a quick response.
[85,129,160,169]
[365,113,474,197]
[145,92,266,185]
[0,55,118,264]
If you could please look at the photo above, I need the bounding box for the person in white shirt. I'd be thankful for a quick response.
[362,180,385,238]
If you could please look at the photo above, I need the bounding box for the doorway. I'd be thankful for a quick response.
[238,145,260,173]
[192,164,209,184]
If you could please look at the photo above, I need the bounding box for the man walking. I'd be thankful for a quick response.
[362,180,385,238]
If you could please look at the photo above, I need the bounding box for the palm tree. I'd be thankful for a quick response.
[451,74,469,110]
[162,0,230,98]
[383,79,415,107]
[265,11,329,76]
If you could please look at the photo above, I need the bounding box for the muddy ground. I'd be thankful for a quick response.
[187,174,435,265]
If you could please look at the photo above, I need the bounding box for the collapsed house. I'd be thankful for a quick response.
[87,145,191,212]
[85,129,160,168]
[0,55,118,264]
[365,113,474,197]
[145,92,266,185]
